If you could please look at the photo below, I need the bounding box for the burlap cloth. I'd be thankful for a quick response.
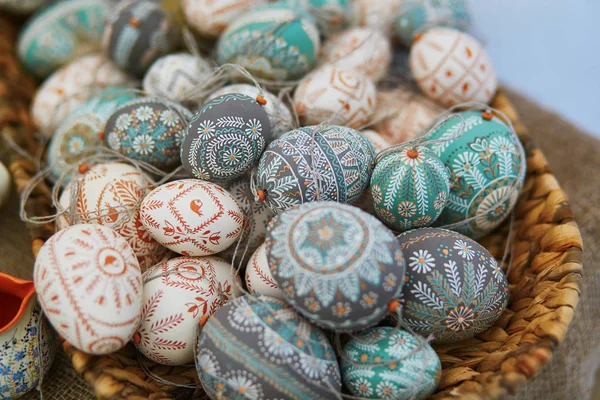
[1,88,598,399]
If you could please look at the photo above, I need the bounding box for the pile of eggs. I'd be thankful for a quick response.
[8,0,526,398]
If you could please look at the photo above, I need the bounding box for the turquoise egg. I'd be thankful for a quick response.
[277,0,350,36]
[341,327,441,400]
[17,0,110,78]
[394,0,471,47]
[425,111,525,238]
[48,87,139,182]
[105,98,192,169]
[370,146,450,233]
[216,5,321,81]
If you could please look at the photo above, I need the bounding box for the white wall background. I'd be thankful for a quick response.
[469,0,600,137]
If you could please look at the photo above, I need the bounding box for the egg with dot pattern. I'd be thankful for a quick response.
[425,111,526,238]
[341,327,441,399]
[266,202,406,331]
[196,294,342,399]
[397,228,509,343]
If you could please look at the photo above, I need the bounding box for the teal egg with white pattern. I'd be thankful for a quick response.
[370,146,450,233]
[341,327,441,400]
[17,0,110,78]
[277,0,350,36]
[216,5,321,81]
[425,111,526,238]
[48,87,139,182]
[394,0,471,47]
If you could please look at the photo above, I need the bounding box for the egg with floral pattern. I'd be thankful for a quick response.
[257,125,376,214]
[267,202,406,331]
[278,0,349,36]
[183,0,266,38]
[48,87,139,182]
[17,0,110,78]
[341,327,441,399]
[397,228,509,343]
[102,0,181,78]
[196,294,342,399]
[216,5,320,81]
[370,146,450,233]
[245,243,283,299]
[105,98,192,170]
[425,110,526,238]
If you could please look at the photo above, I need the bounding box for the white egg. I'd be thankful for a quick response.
[294,64,376,128]
[245,243,283,299]
[33,224,142,355]
[135,256,224,365]
[349,0,403,35]
[182,0,266,38]
[139,179,244,256]
[201,255,243,300]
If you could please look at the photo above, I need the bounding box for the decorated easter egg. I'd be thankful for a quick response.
[219,177,275,264]
[294,64,376,128]
[362,129,392,153]
[321,28,392,82]
[31,53,132,136]
[278,0,349,36]
[216,6,321,81]
[139,179,244,256]
[196,294,342,399]
[0,161,10,210]
[350,0,402,35]
[398,228,509,342]
[103,0,181,78]
[181,94,271,181]
[135,256,225,365]
[207,84,293,138]
[373,88,445,145]
[426,111,526,238]
[395,0,470,47]
[200,255,244,300]
[267,202,406,331]
[370,146,450,232]
[341,327,441,399]
[256,125,376,213]
[410,27,497,106]
[34,224,142,354]
[0,0,45,14]
[143,52,212,106]
[183,0,265,38]
[245,243,282,299]
[56,162,167,271]
[48,87,139,182]
[105,98,192,170]
[17,0,110,78]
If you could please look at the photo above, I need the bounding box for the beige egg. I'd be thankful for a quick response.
[34,224,143,355]
[182,0,266,38]
[409,27,497,107]
[373,88,445,145]
[349,0,403,35]
[294,64,376,128]
[245,243,283,299]
[31,53,132,136]
[139,179,244,256]
[361,129,392,153]
[321,27,392,82]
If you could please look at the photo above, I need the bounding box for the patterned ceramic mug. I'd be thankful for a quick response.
[0,273,55,398]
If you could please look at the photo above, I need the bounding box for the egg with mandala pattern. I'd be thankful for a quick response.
[48,87,139,182]
[277,0,349,36]
[397,228,509,343]
[17,0,110,78]
[181,94,271,182]
[34,224,142,355]
[216,5,320,81]
[257,125,375,214]
[245,243,283,299]
[102,0,181,78]
[196,294,342,399]
[266,202,406,331]
[426,110,526,238]
[105,98,192,170]
[56,162,168,272]
[341,327,441,400]
[370,146,450,233]
[139,179,245,256]
[207,84,293,139]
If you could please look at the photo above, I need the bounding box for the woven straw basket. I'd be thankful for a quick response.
[0,12,583,400]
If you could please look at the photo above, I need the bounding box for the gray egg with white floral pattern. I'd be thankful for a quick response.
[397,228,508,343]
